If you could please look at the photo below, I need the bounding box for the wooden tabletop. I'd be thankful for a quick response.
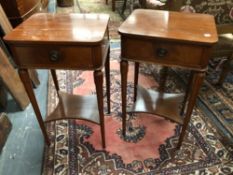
[118,9,218,45]
[4,13,110,45]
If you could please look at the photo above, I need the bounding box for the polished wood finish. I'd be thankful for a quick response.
[94,70,105,148]
[4,13,110,148]
[9,45,100,69]
[5,13,110,70]
[121,38,211,70]
[134,62,139,102]
[129,86,184,124]
[120,60,128,136]
[50,70,59,92]
[5,13,109,44]
[46,91,100,123]
[180,71,194,116]
[105,47,111,114]
[119,9,217,149]
[119,10,217,44]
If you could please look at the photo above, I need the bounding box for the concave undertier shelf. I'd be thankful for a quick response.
[45,91,99,124]
[128,86,184,124]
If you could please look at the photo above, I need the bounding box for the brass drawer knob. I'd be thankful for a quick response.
[156,48,168,58]
[49,50,60,62]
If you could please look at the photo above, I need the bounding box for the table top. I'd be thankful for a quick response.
[4,13,110,45]
[118,9,218,45]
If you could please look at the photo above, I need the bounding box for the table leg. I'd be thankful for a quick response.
[180,71,194,116]
[217,56,232,85]
[121,0,127,15]
[120,60,128,136]
[18,69,50,146]
[105,47,111,114]
[112,0,115,11]
[50,69,60,93]
[134,62,139,102]
[94,70,105,148]
[158,66,168,93]
[177,71,205,149]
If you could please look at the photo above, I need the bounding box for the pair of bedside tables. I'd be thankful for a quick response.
[4,10,217,149]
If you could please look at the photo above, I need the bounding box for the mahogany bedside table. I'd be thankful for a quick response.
[4,13,111,148]
[118,9,218,149]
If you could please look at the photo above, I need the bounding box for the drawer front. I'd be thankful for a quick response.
[122,38,206,69]
[11,45,95,69]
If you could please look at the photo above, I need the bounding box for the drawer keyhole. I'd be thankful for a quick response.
[49,50,60,62]
[156,48,168,58]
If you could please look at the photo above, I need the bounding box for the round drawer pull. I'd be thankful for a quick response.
[49,50,60,62]
[156,48,168,58]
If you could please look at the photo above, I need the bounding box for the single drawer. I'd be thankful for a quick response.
[10,45,95,69]
[122,38,207,69]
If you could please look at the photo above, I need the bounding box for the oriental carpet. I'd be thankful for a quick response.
[42,48,233,175]
[43,0,233,174]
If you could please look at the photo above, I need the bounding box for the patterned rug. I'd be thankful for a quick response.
[173,59,233,143]
[43,48,233,175]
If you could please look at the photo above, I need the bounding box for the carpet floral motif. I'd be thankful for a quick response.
[43,48,233,175]
[171,58,233,142]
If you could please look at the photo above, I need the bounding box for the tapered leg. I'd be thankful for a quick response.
[120,60,128,136]
[112,0,115,11]
[50,69,59,93]
[105,47,111,114]
[134,62,139,102]
[121,0,127,14]
[158,66,168,93]
[217,58,232,85]
[18,69,50,145]
[180,71,194,116]
[51,68,66,116]
[218,67,229,85]
[94,70,105,148]
[177,71,205,149]
[216,54,232,85]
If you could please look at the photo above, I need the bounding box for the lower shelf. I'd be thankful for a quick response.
[128,86,184,124]
[45,91,100,124]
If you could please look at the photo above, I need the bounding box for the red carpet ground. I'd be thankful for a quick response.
[43,48,233,175]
